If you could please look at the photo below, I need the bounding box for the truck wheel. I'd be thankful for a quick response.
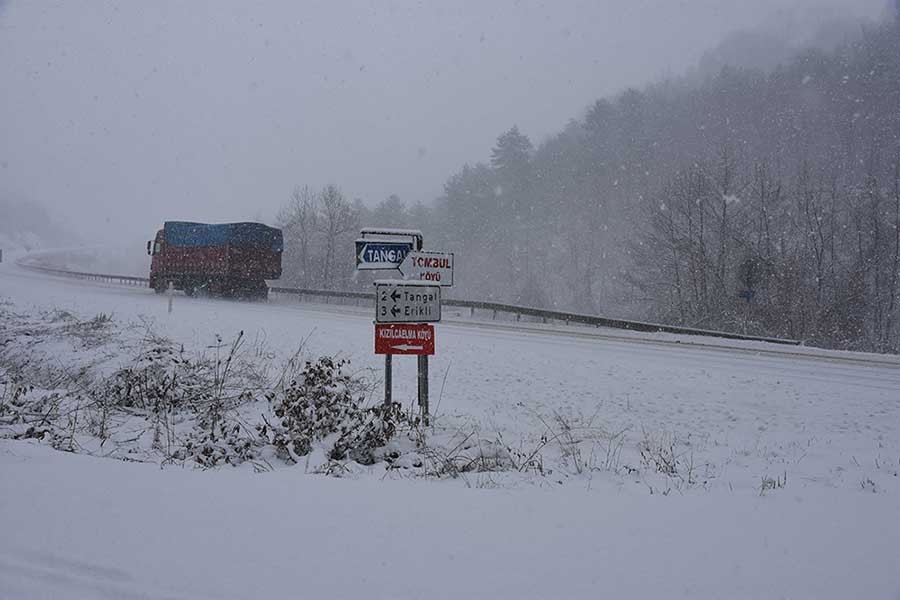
[190,282,210,297]
[249,282,268,301]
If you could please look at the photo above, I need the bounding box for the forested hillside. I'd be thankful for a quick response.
[278,13,900,352]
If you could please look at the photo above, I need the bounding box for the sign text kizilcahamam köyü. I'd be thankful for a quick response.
[377,327,433,341]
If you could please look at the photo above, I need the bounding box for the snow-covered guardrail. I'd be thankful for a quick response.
[18,261,801,346]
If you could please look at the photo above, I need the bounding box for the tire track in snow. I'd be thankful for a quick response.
[0,550,224,600]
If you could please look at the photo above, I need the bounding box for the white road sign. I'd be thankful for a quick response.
[375,281,441,323]
[399,251,454,287]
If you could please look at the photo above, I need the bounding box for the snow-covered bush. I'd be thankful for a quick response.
[100,332,262,413]
[260,357,412,465]
[178,420,260,468]
[2,301,419,470]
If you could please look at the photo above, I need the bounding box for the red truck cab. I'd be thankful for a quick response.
[148,221,282,300]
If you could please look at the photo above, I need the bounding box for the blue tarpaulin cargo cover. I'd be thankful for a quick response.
[164,222,283,251]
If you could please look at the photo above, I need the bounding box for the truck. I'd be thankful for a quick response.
[147,221,283,300]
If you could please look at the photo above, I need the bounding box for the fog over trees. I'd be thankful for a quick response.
[277,10,900,353]
[0,195,73,253]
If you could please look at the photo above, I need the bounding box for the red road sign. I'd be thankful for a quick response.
[375,323,435,355]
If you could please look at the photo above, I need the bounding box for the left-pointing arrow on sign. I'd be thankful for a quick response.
[393,344,424,351]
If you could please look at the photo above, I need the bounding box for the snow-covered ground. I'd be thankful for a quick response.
[3,441,899,600]
[2,258,900,598]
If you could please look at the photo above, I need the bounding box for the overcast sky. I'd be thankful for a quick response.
[0,0,887,243]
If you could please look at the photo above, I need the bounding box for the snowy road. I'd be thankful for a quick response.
[3,258,900,598]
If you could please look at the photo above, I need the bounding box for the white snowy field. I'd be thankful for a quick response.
[3,440,899,600]
[2,258,900,598]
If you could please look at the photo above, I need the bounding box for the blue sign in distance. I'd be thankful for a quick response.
[356,240,413,270]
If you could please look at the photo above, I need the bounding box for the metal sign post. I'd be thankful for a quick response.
[361,227,449,425]
[375,324,434,412]
[374,281,440,423]
[418,355,429,425]
[384,354,392,407]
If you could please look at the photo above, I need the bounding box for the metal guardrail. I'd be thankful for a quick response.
[270,287,800,346]
[18,261,801,346]
[268,285,372,301]
[17,263,150,285]
[441,298,801,345]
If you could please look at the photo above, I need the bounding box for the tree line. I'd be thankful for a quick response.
[277,14,900,352]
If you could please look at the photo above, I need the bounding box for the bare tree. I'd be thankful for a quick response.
[318,184,357,289]
[885,151,900,350]
[277,186,319,287]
